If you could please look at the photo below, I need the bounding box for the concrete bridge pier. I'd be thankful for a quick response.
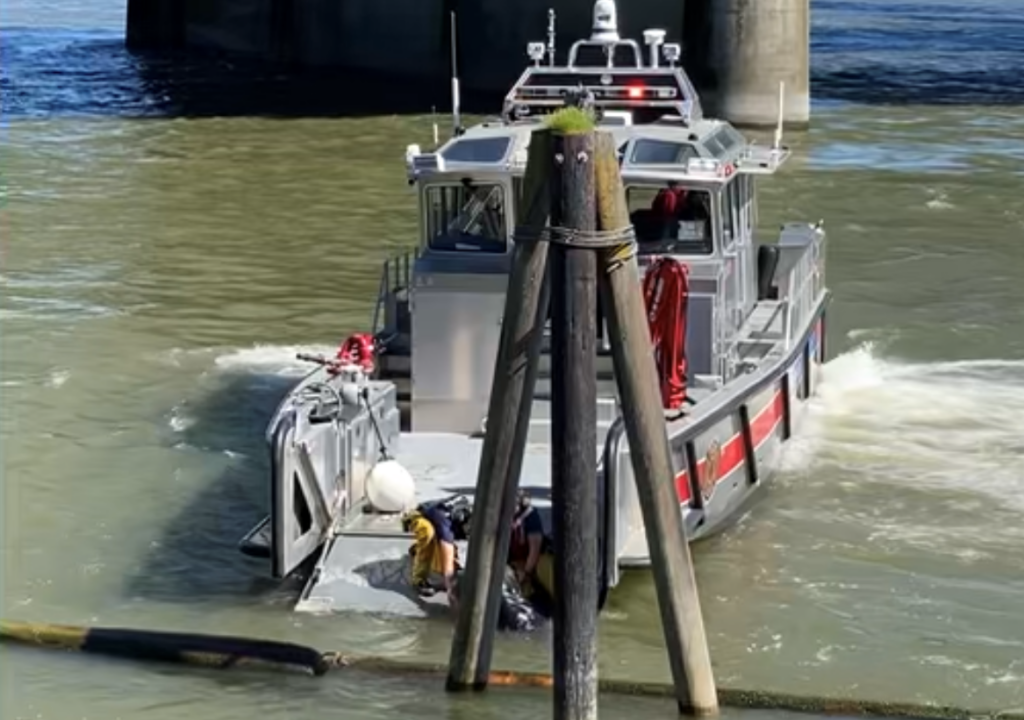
[684,0,810,128]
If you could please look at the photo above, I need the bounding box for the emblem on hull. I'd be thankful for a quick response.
[700,440,722,501]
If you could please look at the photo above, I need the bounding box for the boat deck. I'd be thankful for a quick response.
[295,432,557,615]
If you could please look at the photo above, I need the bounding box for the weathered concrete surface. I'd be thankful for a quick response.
[685,0,810,127]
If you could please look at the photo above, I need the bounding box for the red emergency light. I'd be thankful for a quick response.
[627,85,645,99]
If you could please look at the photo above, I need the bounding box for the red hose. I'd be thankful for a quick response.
[641,257,689,410]
[333,333,377,374]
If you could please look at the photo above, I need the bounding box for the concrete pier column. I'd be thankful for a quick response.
[686,0,810,128]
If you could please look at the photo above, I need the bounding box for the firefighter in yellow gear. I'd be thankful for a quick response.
[401,495,472,609]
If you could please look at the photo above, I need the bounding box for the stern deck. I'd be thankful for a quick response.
[295,432,555,615]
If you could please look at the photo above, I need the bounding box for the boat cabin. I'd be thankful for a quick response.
[380,18,793,436]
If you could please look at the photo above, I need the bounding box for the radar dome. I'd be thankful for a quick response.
[365,460,416,513]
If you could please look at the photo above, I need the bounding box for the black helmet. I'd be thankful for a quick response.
[440,495,472,541]
[516,488,531,510]
[450,504,472,541]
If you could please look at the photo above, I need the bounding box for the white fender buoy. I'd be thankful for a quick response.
[365,460,416,513]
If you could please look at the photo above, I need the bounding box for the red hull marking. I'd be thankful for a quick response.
[674,388,786,503]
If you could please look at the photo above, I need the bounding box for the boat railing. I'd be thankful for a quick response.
[602,413,629,590]
[781,243,821,350]
[566,38,643,68]
[371,249,417,338]
[737,298,790,362]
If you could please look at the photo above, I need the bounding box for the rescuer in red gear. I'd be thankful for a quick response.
[651,181,688,219]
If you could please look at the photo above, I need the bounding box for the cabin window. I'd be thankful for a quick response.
[424,182,508,254]
[704,135,725,158]
[441,137,512,164]
[714,128,741,153]
[740,175,755,233]
[629,139,699,166]
[722,180,742,249]
[625,184,713,255]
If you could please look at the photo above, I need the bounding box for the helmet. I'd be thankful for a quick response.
[448,499,473,541]
[516,488,531,511]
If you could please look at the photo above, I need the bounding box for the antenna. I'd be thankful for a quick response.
[547,9,557,66]
[450,11,463,137]
[773,81,785,150]
[643,29,666,68]
[431,105,440,148]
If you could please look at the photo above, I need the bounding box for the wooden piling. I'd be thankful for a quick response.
[447,131,554,691]
[548,121,600,720]
[592,132,719,715]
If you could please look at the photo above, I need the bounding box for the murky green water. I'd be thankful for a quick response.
[4,1,1024,718]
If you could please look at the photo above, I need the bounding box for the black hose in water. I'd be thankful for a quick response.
[3,618,1020,720]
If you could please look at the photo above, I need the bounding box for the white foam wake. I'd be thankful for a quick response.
[788,340,1024,511]
[213,343,337,377]
[157,342,338,377]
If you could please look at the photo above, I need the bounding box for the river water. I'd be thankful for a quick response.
[3,1,1024,718]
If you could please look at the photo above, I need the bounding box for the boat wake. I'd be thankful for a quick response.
[784,340,1024,527]
[212,343,336,377]
[158,342,336,376]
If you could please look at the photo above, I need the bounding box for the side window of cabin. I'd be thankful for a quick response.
[741,175,755,233]
[722,180,743,249]
[425,182,508,254]
[625,185,713,255]
[721,184,735,249]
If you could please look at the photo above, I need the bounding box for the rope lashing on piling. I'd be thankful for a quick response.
[2,619,1019,720]
[513,224,637,250]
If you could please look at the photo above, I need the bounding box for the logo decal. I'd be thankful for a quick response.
[700,440,722,501]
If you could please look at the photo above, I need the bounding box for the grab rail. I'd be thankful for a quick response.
[600,414,626,600]
[371,250,416,337]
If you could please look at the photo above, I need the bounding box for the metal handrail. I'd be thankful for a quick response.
[371,250,416,337]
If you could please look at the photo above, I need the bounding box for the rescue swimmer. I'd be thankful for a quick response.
[506,489,556,620]
[401,495,473,610]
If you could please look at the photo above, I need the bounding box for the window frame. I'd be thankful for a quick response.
[623,182,717,257]
[419,178,513,256]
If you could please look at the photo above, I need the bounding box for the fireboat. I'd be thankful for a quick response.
[238,0,830,619]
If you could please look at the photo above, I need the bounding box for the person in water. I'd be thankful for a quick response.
[402,495,473,610]
[506,489,555,618]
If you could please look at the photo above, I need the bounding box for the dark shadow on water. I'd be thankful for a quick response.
[811,67,1024,107]
[1,28,503,120]
[129,48,507,119]
[121,371,303,605]
[4,24,1024,121]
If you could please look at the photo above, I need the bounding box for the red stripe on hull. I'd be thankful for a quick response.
[674,388,786,503]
